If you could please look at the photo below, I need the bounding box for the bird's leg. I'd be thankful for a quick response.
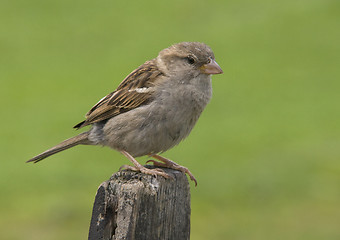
[119,150,170,179]
[147,154,197,186]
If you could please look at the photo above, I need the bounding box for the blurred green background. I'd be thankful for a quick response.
[1,0,339,239]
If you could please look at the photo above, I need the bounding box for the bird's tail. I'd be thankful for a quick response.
[27,132,91,163]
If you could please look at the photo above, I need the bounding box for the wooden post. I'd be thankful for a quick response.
[88,166,191,240]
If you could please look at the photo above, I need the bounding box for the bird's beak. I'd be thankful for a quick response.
[200,59,223,75]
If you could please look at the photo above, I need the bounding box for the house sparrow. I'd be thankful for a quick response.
[27,42,223,185]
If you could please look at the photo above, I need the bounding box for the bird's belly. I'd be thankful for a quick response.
[99,103,201,157]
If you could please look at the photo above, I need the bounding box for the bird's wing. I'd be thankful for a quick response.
[74,61,164,129]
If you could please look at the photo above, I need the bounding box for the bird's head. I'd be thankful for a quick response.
[157,42,223,79]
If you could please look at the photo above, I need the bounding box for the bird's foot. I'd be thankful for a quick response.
[147,154,197,186]
[119,164,171,179]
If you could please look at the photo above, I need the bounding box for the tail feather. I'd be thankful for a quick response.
[27,132,91,163]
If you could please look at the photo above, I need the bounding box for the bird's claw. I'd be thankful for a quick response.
[119,164,138,171]
[119,164,170,179]
[147,156,197,186]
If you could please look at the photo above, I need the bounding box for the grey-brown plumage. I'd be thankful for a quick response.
[27,42,223,185]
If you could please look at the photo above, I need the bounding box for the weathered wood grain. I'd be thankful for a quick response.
[88,166,191,240]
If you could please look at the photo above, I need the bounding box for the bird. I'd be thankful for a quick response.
[27,42,223,185]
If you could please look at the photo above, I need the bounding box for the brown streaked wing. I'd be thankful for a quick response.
[73,60,164,129]
[85,91,115,117]
[116,60,163,90]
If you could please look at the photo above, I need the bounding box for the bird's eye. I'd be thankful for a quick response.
[186,56,195,65]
